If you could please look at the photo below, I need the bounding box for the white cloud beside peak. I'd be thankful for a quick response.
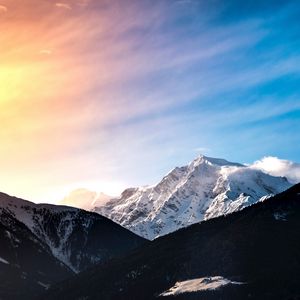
[59,189,112,211]
[250,156,300,184]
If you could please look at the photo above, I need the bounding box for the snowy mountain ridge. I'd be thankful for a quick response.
[0,192,144,273]
[0,193,90,272]
[94,155,292,240]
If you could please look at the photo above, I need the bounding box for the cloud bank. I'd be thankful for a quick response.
[251,157,300,184]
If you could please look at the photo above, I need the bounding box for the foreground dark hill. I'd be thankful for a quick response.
[0,192,146,272]
[0,210,72,299]
[44,184,300,300]
[0,192,146,299]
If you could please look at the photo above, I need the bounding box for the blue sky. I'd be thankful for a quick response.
[1,0,299,202]
[101,0,300,177]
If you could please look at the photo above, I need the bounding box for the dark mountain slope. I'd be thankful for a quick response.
[0,211,72,300]
[43,183,300,300]
[0,192,146,273]
[0,192,146,299]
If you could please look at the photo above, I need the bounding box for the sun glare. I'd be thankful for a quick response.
[0,65,25,102]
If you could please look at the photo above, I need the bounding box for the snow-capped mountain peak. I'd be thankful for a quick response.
[94,155,292,240]
[190,155,244,168]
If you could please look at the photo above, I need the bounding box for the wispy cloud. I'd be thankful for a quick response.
[0,5,7,12]
[174,0,196,5]
[194,147,211,154]
[39,49,52,55]
[55,3,72,10]
[77,0,89,7]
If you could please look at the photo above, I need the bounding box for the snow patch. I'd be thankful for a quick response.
[37,281,50,289]
[159,276,244,296]
[273,211,288,221]
[0,257,9,264]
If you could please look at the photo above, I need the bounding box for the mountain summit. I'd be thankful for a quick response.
[95,155,292,239]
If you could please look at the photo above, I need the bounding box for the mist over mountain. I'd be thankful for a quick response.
[251,156,300,184]
[59,189,112,211]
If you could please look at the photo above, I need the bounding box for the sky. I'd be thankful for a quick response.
[0,0,300,203]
